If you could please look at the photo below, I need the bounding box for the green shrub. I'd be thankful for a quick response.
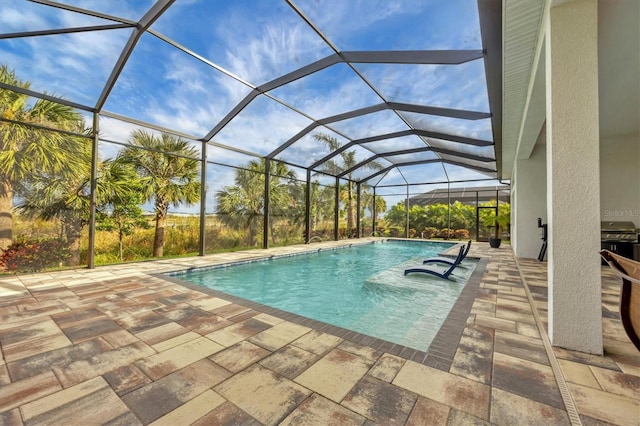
[388,227,403,237]
[454,229,470,240]
[423,227,438,239]
[0,237,71,273]
[438,228,455,239]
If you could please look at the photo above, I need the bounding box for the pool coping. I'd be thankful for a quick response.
[156,242,487,371]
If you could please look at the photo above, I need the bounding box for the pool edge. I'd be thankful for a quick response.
[154,245,487,370]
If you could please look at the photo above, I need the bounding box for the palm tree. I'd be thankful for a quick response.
[119,130,201,257]
[216,159,296,246]
[360,189,387,232]
[95,159,150,261]
[0,65,85,250]
[18,148,145,266]
[312,133,383,235]
[17,139,90,266]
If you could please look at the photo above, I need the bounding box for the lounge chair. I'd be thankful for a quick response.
[404,244,466,279]
[600,249,640,351]
[422,240,471,267]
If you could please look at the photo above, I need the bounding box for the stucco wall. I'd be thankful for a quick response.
[513,136,547,259]
[546,0,602,354]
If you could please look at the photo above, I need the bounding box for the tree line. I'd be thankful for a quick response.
[1,65,201,269]
[384,200,511,238]
[0,66,386,271]
[1,64,508,272]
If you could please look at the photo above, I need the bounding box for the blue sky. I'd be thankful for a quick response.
[1,0,503,213]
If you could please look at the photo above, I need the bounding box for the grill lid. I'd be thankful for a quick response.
[601,221,636,232]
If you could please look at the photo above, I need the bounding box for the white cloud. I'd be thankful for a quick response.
[300,0,414,38]
[217,18,327,85]
[0,5,48,31]
[0,1,494,190]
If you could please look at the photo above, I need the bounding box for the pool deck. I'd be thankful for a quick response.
[0,239,638,425]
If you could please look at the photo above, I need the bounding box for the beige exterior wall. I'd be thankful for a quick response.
[512,134,547,259]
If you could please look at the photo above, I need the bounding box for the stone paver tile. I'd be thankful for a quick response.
[191,401,262,426]
[133,321,191,346]
[0,409,22,425]
[281,393,366,426]
[495,307,537,324]
[450,327,494,385]
[617,362,640,378]
[157,292,194,306]
[103,364,152,396]
[295,348,374,403]
[368,354,406,383]
[211,303,251,319]
[569,383,640,425]
[516,321,541,338]
[492,352,564,409]
[50,307,104,328]
[148,389,225,426]
[553,346,621,371]
[7,338,112,381]
[149,330,201,353]
[114,311,172,334]
[252,312,285,325]
[603,318,632,343]
[206,318,273,347]
[210,341,270,373]
[20,376,131,425]
[447,408,491,425]
[229,309,260,322]
[259,345,318,379]
[249,321,311,352]
[393,360,490,421]
[0,371,61,413]
[59,316,124,344]
[136,336,224,380]
[292,330,343,356]
[405,397,451,426]
[474,315,517,333]
[558,359,601,389]
[496,297,532,313]
[450,347,492,385]
[491,388,570,425]
[99,329,139,348]
[188,296,231,312]
[342,375,417,425]
[471,299,496,315]
[498,286,527,297]
[123,358,230,424]
[127,289,174,304]
[603,339,640,373]
[0,363,8,387]
[2,332,72,364]
[337,340,382,364]
[156,303,232,334]
[53,341,156,387]
[494,330,548,365]
[214,364,311,426]
[590,366,640,400]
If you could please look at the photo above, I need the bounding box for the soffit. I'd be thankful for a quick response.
[502,0,545,179]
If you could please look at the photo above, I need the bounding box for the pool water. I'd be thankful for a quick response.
[177,240,476,351]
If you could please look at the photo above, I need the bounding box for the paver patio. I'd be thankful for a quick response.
[0,239,638,425]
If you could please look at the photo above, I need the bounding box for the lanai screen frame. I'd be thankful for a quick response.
[0,0,503,268]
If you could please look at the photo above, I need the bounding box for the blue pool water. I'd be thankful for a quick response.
[177,240,476,351]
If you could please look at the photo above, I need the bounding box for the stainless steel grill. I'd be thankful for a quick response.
[601,221,638,242]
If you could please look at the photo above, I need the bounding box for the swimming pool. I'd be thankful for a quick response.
[175,240,477,351]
